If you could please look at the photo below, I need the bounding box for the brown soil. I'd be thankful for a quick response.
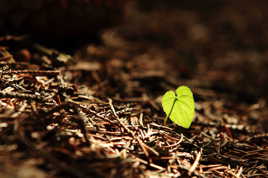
[0,1,267,178]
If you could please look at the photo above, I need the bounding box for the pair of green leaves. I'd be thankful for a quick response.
[161,86,195,128]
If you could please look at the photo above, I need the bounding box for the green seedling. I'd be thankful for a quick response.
[161,86,195,128]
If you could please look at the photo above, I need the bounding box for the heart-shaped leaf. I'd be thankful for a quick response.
[161,86,195,128]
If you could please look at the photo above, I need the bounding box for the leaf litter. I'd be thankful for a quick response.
[0,38,267,178]
[1,2,268,177]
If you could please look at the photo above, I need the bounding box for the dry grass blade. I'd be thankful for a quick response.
[188,148,202,176]
[108,98,159,157]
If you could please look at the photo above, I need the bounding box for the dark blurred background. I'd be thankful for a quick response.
[122,0,268,101]
[1,0,268,101]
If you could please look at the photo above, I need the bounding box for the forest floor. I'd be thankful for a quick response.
[1,1,268,178]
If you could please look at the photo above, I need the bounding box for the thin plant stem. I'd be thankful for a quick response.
[164,98,177,125]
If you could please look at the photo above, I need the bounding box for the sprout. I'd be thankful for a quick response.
[161,86,195,128]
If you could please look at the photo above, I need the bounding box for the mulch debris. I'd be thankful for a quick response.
[1,1,268,177]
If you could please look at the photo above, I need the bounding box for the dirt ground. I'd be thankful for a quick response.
[0,1,268,177]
